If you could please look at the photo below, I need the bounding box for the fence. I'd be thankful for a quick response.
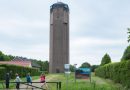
[0,81,61,90]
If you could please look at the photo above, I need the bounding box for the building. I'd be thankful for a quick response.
[0,60,31,67]
[0,57,40,69]
[49,2,69,73]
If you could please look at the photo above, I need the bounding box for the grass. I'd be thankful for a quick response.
[0,73,127,90]
[46,73,126,90]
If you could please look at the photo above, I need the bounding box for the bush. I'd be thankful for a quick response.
[0,67,6,80]
[95,61,130,88]
[91,65,99,72]
[0,64,40,80]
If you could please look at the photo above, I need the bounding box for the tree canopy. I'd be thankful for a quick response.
[121,45,130,61]
[127,28,130,42]
[121,28,130,61]
[80,62,91,68]
[100,53,111,66]
[91,65,99,72]
[70,65,75,72]
[0,51,14,61]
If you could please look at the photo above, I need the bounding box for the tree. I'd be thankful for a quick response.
[0,51,14,61]
[8,55,15,60]
[91,65,99,72]
[121,45,130,61]
[70,65,75,72]
[37,60,49,72]
[80,62,91,68]
[42,61,49,71]
[127,28,130,42]
[0,51,5,61]
[100,53,111,66]
[121,29,130,61]
[3,55,11,61]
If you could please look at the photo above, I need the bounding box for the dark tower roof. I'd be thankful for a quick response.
[50,2,69,13]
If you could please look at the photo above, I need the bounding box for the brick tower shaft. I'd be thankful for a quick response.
[49,2,69,73]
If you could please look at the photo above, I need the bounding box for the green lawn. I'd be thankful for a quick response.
[46,73,125,90]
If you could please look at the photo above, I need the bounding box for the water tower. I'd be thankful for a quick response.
[49,2,69,73]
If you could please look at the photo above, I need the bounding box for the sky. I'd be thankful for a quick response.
[0,0,130,67]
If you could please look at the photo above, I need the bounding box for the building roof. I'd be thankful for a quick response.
[12,57,40,68]
[50,2,69,12]
[0,57,40,68]
[0,61,31,67]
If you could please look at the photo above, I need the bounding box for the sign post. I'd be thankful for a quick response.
[74,64,77,83]
[64,64,70,90]
[75,68,91,82]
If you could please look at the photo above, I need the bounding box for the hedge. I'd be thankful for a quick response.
[0,64,41,80]
[95,61,130,88]
[0,67,6,80]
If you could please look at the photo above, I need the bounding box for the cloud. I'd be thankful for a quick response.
[71,37,126,47]
[70,37,127,66]
[0,43,49,61]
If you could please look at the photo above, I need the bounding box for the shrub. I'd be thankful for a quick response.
[95,61,130,88]
[91,65,99,72]
[0,67,6,80]
[0,64,40,80]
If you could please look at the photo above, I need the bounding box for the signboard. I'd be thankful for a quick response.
[64,64,70,74]
[75,68,91,79]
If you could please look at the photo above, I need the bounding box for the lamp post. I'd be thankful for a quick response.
[74,64,77,83]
